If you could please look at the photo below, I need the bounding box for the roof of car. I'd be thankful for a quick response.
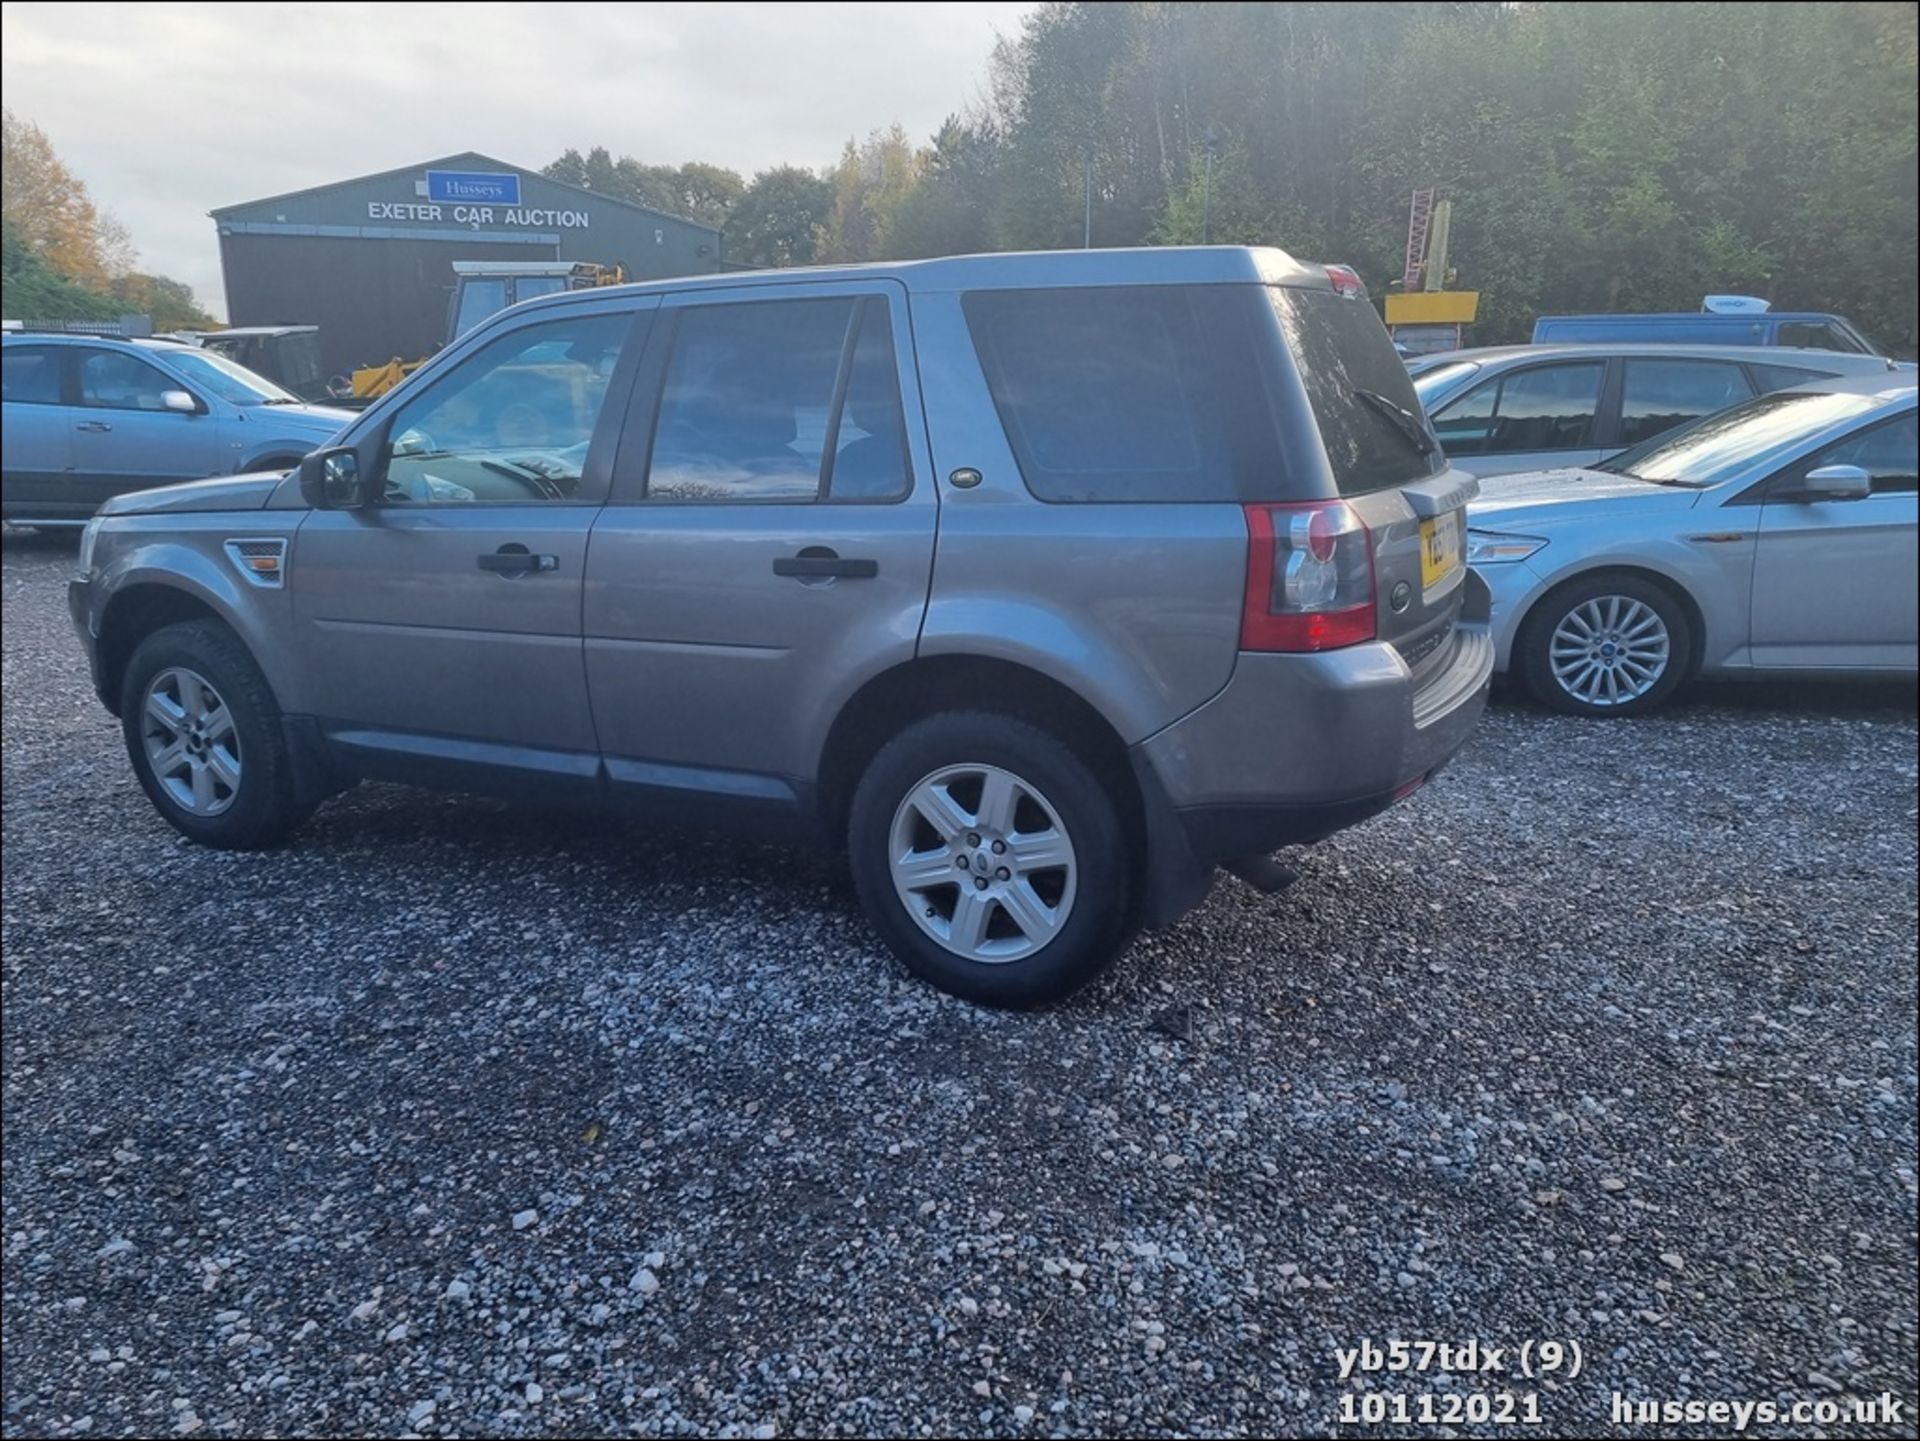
[517,245,1329,308]
[1409,342,1899,370]
[201,326,318,339]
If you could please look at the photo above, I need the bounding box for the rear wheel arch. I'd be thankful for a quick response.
[816,655,1144,855]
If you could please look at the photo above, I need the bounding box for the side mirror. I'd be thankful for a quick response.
[161,389,199,414]
[299,446,370,510]
[1797,463,1872,502]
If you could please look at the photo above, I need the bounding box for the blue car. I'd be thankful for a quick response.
[2,333,353,526]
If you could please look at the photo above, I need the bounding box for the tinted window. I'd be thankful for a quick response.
[1617,360,1753,446]
[1802,413,1918,495]
[1,346,62,404]
[382,312,629,504]
[647,297,858,502]
[826,301,911,500]
[1434,362,1603,455]
[1750,362,1834,393]
[1601,389,1882,488]
[78,349,175,411]
[964,285,1289,502]
[1270,285,1441,495]
[1777,321,1855,352]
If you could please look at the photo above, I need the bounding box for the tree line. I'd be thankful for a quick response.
[547,1,1917,351]
[2,109,217,331]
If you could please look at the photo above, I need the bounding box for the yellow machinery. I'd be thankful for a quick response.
[1384,191,1479,355]
[345,261,627,403]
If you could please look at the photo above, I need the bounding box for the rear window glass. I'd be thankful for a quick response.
[962,286,1286,502]
[2,347,62,404]
[1269,286,1444,494]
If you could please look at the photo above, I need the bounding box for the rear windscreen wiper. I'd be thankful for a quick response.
[1354,387,1437,456]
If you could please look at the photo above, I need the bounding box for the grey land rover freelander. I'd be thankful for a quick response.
[69,247,1492,1006]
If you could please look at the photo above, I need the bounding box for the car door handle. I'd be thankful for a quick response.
[75,420,113,433]
[772,551,878,580]
[478,550,559,574]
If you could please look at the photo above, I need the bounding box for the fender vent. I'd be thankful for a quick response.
[224,537,287,588]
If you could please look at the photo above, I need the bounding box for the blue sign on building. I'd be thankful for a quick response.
[426,170,522,206]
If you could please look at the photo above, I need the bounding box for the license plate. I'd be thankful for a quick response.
[1420,511,1463,591]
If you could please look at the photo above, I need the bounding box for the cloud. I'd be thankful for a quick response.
[1,1,1031,317]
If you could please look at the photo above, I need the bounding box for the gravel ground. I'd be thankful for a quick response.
[3,526,1916,1439]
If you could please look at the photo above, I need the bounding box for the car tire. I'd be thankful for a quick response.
[1517,573,1693,718]
[120,620,307,848]
[848,711,1134,1008]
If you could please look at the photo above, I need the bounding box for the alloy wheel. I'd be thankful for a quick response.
[887,763,1078,964]
[142,666,242,816]
[1548,595,1671,708]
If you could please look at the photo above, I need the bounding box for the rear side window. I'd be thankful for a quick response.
[1269,285,1442,495]
[1,346,62,404]
[1434,362,1603,456]
[963,285,1286,502]
[1777,320,1860,353]
[647,296,910,503]
[1618,359,1754,446]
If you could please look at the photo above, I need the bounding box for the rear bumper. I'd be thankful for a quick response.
[1134,570,1492,896]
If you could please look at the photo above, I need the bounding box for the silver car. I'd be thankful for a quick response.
[68,247,1493,1007]
[1470,373,1918,716]
[1410,343,1907,479]
[2,334,353,525]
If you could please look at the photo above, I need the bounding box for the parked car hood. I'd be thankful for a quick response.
[98,470,289,517]
[247,401,354,434]
[1469,467,1700,527]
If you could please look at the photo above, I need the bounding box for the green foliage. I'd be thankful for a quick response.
[541,148,745,230]
[109,272,216,331]
[1,219,118,321]
[727,166,835,268]
[545,2,1917,351]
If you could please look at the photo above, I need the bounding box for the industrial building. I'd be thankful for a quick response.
[210,152,724,379]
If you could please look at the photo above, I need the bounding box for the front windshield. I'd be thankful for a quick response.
[1599,388,1879,487]
[159,346,299,405]
[1412,360,1481,410]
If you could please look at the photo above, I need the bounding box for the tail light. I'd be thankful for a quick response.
[1240,501,1376,652]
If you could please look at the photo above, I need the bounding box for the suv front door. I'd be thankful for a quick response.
[291,301,651,790]
[583,281,937,813]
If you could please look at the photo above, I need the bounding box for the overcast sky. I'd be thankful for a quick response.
[1,1,1035,317]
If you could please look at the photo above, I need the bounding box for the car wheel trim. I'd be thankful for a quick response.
[142,665,242,816]
[887,763,1078,964]
[1548,596,1670,707]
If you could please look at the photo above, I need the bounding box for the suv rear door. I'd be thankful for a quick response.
[582,279,937,812]
[1,344,74,519]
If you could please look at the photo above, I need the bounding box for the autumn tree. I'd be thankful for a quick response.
[2,109,133,288]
